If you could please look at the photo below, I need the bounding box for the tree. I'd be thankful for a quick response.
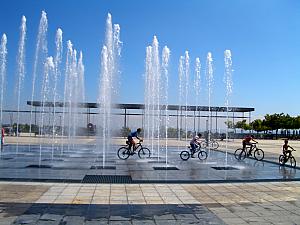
[224,121,234,129]
[264,113,284,139]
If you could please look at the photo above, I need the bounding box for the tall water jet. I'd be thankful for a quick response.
[15,16,26,145]
[77,51,85,105]
[162,46,170,166]
[178,52,189,142]
[70,49,78,147]
[206,52,213,152]
[178,56,184,141]
[0,34,7,150]
[97,13,121,167]
[144,36,168,159]
[39,57,54,165]
[144,46,152,150]
[29,11,48,136]
[52,28,63,156]
[224,50,233,165]
[61,40,73,153]
[194,58,201,132]
[184,51,190,142]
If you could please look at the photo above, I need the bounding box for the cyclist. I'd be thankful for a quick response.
[190,133,202,158]
[1,127,4,149]
[127,128,142,152]
[282,139,294,161]
[242,134,257,156]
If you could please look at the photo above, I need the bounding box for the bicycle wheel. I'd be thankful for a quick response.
[290,156,296,168]
[138,147,151,159]
[200,141,207,148]
[254,149,264,161]
[212,141,219,149]
[180,151,190,161]
[234,148,246,160]
[198,151,207,160]
[117,147,130,160]
[279,155,285,166]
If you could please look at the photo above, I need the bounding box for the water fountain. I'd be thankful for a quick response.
[178,52,190,142]
[97,13,121,167]
[39,57,54,165]
[161,46,170,166]
[51,28,63,156]
[194,58,201,131]
[29,11,48,136]
[15,16,26,150]
[144,36,170,160]
[0,34,7,146]
[224,50,233,165]
[206,52,213,154]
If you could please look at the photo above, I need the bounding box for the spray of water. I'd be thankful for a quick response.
[98,13,121,167]
[162,46,170,166]
[178,56,184,141]
[39,57,54,165]
[15,16,26,151]
[144,36,169,159]
[206,52,213,153]
[52,28,63,155]
[29,11,48,136]
[184,51,190,142]
[0,34,7,148]
[61,40,73,153]
[224,50,233,165]
[195,58,201,132]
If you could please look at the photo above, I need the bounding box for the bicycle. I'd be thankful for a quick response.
[180,145,208,161]
[117,140,151,160]
[279,149,296,168]
[234,143,264,161]
[200,139,219,149]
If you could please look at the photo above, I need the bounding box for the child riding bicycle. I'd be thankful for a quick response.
[242,135,257,156]
[282,139,294,161]
[127,128,142,152]
[190,133,202,158]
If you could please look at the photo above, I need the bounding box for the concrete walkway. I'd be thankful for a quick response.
[0,181,299,225]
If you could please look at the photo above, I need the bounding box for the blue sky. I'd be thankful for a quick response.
[0,0,300,118]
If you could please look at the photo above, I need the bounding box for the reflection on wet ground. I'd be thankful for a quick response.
[0,144,299,183]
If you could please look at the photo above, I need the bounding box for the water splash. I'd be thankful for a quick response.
[206,52,213,153]
[0,34,7,146]
[61,40,73,153]
[178,56,184,141]
[144,36,167,159]
[195,58,201,132]
[184,51,190,142]
[15,16,26,149]
[77,51,85,104]
[98,13,121,167]
[30,11,48,136]
[39,57,54,165]
[162,46,170,166]
[52,28,63,156]
[178,52,190,142]
[224,49,233,165]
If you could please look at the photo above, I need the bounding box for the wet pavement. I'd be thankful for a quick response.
[0,144,299,183]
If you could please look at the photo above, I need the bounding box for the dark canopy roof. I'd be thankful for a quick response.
[27,101,254,113]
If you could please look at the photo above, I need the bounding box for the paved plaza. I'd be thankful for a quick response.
[0,138,299,224]
[0,182,299,225]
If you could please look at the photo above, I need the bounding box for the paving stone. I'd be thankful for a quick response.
[153,214,175,220]
[63,216,85,225]
[85,220,109,225]
[13,214,40,224]
[132,220,155,225]
[39,214,63,222]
